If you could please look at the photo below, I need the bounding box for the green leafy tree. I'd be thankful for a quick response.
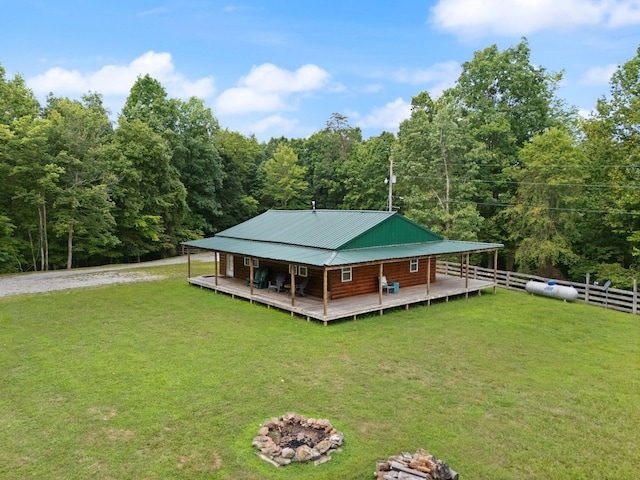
[596,47,640,256]
[501,127,587,276]
[7,117,61,270]
[120,74,177,134]
[214,129,261,229]
[108,117,187,260]
[260,145,310,209]
[0,64,42,272]
[395,95,485,240]
[172,97,224,237]
[340,131,395,210]
[44,94,118,268]
[0,64,39,124]
[297,113,362,209]
[452,38,569,259]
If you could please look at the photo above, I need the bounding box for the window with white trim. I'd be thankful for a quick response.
[244,257,259,268]
[341,267,352,282]
[298,266,308,277]
[410,259,419,273]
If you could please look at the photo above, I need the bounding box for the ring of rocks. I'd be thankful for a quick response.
[253,412,344,467]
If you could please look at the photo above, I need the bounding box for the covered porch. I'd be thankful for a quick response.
[187,271,497,325]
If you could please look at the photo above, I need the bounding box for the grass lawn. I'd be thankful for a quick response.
[1,261,639,479]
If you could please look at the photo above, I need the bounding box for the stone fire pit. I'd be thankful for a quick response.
[253,412,344,467]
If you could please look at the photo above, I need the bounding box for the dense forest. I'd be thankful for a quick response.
[1,39,639,287]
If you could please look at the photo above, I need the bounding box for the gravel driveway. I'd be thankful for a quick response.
[0,254,214,298]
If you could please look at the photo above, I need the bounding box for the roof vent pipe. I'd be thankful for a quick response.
[312,200,316,212]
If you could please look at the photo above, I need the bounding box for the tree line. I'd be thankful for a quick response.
[1,39,639,287]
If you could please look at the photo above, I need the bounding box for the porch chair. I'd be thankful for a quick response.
[247,267,269,289]
[380,275,394,294]
[267,272,287,293]
[294,277,309,297]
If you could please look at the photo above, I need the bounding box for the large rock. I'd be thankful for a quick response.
[315,438,332,454]
[294,445,313,462]
[330,431,344,446]
[280,447,295,459]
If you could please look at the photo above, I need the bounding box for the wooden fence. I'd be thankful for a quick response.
[436,260,639,315]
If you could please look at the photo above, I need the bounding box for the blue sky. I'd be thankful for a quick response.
[2,0,639,141]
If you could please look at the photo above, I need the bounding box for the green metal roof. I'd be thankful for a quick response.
[209,209,442,250]
[182,209,502,267]
[184,236,502,267]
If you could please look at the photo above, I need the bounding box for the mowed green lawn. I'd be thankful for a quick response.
[1,261,638,479]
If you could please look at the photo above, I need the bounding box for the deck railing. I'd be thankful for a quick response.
[436,261,639,315]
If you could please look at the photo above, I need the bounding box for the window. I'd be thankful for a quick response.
[410,259,419,273]
[341,267,352,282]
[289,265,308,277]
[244,257,259,268]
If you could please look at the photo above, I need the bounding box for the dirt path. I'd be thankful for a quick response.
[0,253,215,298]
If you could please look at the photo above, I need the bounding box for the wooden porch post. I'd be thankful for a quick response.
[290,267,296,307]
[493,249,498,294]
[214,251,218,286]
[187,247,191,278]
[459,255,463,278]
[426,256,431,296]
[323,268,328,317]
[249,261,254,296]
[379,263,383,305]
[465,252,469,298]
[465,253,469,289]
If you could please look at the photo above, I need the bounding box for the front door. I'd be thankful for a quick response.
[226,254,234,277]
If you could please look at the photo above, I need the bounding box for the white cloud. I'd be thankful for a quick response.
[215,63,331,115]
[429,0,628,37]
[581,64,618,85]
[606,0,640,27]
[381,61,460,97]
[248,115,299,134]
[357,98,412,130]
[239,63,330,93]
[27,51,215,98]
[389,61,461,85]
[215,88,285,115]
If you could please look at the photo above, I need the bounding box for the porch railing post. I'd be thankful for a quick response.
[585,273,590,303]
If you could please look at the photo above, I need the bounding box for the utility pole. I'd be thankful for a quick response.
[386,157,396,211]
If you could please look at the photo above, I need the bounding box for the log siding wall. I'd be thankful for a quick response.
[222,253,438,300]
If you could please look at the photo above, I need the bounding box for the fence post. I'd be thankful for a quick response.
[506,271,510,289]
[585,273,590,304]
[634,279,637,315]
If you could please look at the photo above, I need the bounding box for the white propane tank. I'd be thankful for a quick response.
[525,280,579,302]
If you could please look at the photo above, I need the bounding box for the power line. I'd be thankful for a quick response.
[447,199,640,216]
[402,176,640,190]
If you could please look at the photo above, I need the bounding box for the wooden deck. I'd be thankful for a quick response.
[187,273,497,324]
